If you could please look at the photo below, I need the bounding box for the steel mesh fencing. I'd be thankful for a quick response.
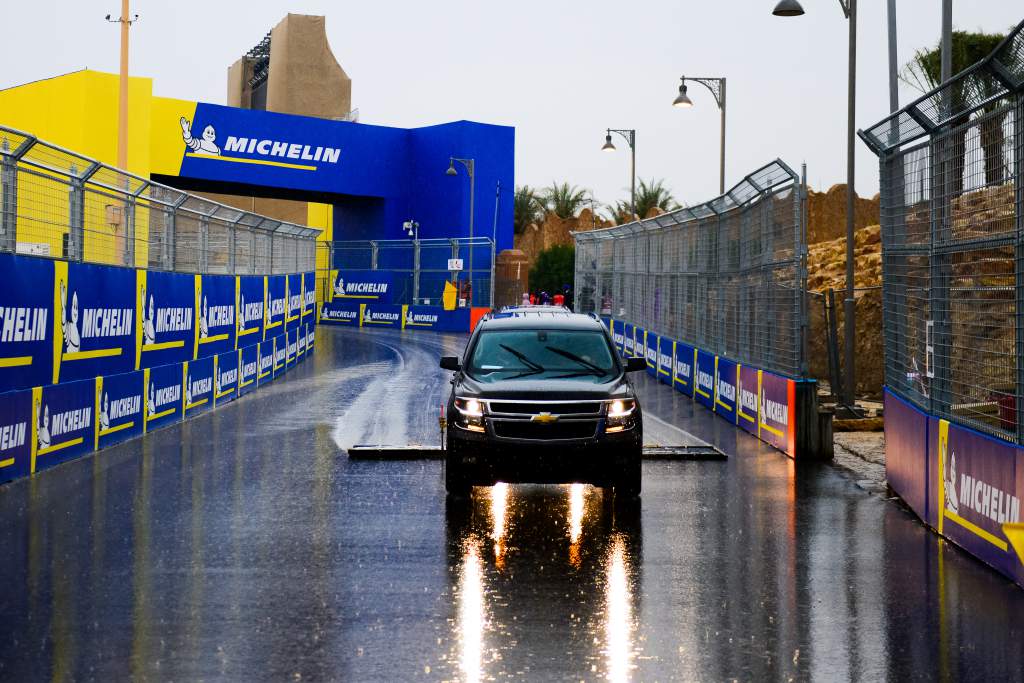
[862,19,1024,442]
[573,159,808,379]
[0,124,319,275]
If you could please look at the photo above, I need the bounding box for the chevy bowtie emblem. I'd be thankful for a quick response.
[531,412,559,424]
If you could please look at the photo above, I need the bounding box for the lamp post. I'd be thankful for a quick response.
[601,129,636,220]
[447,157,476,304]
[773,0,858,410]
[673,76,727,195]
[403,219,420,302]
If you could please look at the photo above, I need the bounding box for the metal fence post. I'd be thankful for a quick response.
[1015,93,1024,442]
[0,143,15,253]
[199,214,210,273]
[67,164,84,261]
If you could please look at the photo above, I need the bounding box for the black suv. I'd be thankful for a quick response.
[440,306,646,498]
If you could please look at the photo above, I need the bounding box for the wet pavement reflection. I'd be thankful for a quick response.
[0,327,1023,681]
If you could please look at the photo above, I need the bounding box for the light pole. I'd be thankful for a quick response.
[773,0,858,410]
[403,219,420,302]
[601,129,636,220]
[447,157,476,304]
[673,76,727,195]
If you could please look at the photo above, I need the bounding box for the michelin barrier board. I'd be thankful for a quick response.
[329,270,396,304]
[604,316,799,458]
[0,251,315,486]
[319,301,474,333]
[885,390,1024,587]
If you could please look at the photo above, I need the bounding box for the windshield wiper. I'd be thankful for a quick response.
[545,346,607,376]
[499,344,544,371]
[549,370,605,379]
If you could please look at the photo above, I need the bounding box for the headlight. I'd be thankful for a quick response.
[607,398,636,419]
[453,397,486,432]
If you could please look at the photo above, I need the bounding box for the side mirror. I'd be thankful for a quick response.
[440,356,461,371]
[624,357,647,373]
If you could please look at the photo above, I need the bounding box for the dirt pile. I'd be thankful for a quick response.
[807,184,880,244]
[514,208,611,265]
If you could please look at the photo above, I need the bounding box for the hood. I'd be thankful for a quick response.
[457,374,634,400]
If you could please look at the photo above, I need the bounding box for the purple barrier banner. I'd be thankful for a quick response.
[56,260,136,384]
[184,356,214,418]
[759,372,795,456]
[673,342,695,397]
[144,363,182,432]
[933,416,1022,581]
[258,339,275,385]
[238,344,258,397]
[714,356,738,421]
[285,273,303,332]
[0,388,32,483]
[611,319,625,353]
[96,370,143,451]
[736,365,760,435]
[265,275,287,338]
[195,274,237,358]
[33,377,95,473]
[139,269,194,370]
[0,254,53,393]
[694,350,715,410]
[623,324,636,357]
[237,275,265,347]
[884,391,930,521]
[657,336,674,386]
[214,350,238,406]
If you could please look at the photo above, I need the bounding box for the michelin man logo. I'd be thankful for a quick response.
[185,375,192,406]
[364,306,373,321]
[147,381,156,416]
[945,449,959,515]
[180,117,220,155]
[334,275,345,297]
[99,392,110,432]
[237,294,247,333]
[36,399,50,451]
[199,296,209,339]
[405,310,415,326]
[59,282,81,354]
[142,286,157,346]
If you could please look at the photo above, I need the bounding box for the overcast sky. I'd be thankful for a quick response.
[3,2,1020,208]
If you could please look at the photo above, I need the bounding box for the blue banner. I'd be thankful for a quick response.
[33,378,94,473]
[643,331,658,378]
[273,333,287,375]
[144,363,183,432]
[264,275,286,339]
[56,260,136,384]
[403,305,470,332]
[714,356,738,420]
[238,345,258,396]
[237,275,265,347]
[305,323,315,354]
[673,342,695,396]
[694,349,716,410]
[138,270,194,369]
[184,356,214,418]
[320,300,361,325]
[360,303,404,328]
[195,274,236,358]
[285,273,303,333]
[96,370,144,451]
[258,339,275,384]
[302,272,316,323]
[285,329,297,367]
[657,336,674,385]
[0,388,32,483]
[0,253,53,392]
[634,327,647,365]
[214,350,238,406]
[331,270,394,304]
[611,319,625,354]
[622,324,635,357]
[296,325,307,359]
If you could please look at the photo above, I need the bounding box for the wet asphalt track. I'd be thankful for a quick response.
[1,326,1024,681]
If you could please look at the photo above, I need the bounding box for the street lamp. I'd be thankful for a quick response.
[602,129,636,220]
[404,219,421,302]
[773,0,859,412]
[446,157,476,304]
[673,76,726,195]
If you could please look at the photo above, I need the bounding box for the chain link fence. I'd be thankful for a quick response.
[0,124,319,275]
[860,21,1024,442]
[573,159,808,379]
[318,237,495,307]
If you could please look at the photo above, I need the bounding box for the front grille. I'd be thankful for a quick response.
[492,420,598,441]
[488,401,601,416]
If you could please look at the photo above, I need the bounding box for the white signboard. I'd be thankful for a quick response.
[448,258,464,271]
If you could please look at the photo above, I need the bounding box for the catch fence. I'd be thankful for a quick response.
[573,160,808,379]
[0,124,318,275]
[318,237,495,307]
[860,20,1024,442]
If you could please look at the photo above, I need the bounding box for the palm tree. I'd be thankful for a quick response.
[634,178,679,218]
[902,30,1008,187]
[513,185,544,235]
[540,182,589,219]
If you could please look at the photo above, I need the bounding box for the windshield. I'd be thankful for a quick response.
[466,329,618,382]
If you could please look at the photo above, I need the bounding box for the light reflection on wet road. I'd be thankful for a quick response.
[0,326,1023,681]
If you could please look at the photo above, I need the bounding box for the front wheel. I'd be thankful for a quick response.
[614,453,642,499]
[445,437,473,498]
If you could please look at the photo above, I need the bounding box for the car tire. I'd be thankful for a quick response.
[445,437,473,498]
[614,451,642,499]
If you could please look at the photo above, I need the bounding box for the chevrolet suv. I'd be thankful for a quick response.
[440,307,645,498]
